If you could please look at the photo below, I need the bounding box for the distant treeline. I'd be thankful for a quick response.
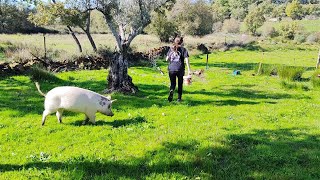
[0,2,58,34]
[0,0,320,35]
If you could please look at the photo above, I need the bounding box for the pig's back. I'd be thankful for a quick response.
[45,86,99,112]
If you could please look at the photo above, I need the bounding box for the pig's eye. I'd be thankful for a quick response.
[108,104,111,109]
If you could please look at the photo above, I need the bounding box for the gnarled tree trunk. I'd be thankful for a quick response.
[106,52,138,93]
[67,26,82,53]
[85,30,97,52]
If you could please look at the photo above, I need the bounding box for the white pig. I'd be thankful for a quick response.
[35,82,116,126]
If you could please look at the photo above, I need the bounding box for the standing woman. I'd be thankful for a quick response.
[166,36,191,102]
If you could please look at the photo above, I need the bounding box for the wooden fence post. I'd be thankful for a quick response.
[206,53,209,69]
[43,33,47,59]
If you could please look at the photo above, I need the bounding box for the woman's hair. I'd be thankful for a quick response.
[173,36,183,52]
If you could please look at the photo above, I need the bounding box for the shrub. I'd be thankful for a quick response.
[29,66,61,82]
[311,70,320,88]
[294,34,307,44]
[149,12,178,42]
[230,7,247,21]
[278,65,306,81]
[222,18,240,34]
[244,7,265,35]
[285,0,303,20]
[212,22,223,33]
[262,25,278,38]
[306,33,320,44]
[172,0,213,36]
[279,22,301,40]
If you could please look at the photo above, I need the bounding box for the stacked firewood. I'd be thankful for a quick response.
[0,55,110,75]
[0,46,170,75]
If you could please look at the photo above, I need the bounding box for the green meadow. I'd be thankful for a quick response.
[1,41,320,179]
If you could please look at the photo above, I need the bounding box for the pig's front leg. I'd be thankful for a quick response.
[56,109,64,124]
[82,113,96,125]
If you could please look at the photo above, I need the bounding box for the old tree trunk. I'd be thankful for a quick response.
[107,49,138,93]
[97,0,174,93]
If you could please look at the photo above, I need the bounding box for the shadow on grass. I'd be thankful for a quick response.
[192,61,315,73]
[0,74,310,117]
[192,62,258,71]
[185,88,310,100]
[185,99,277,107]
[1,128,319,179]
[69,116,146,128]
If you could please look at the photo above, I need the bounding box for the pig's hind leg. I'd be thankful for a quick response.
[42,109,55,126]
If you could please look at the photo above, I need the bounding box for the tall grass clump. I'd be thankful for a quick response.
[29,66,61,82]
[278,65,306,81]
[255,63,277,76]
[311,70,320,88]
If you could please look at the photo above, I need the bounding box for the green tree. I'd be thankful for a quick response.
[149,12,178,42]
[171,0,213,36]
[29,0,98,52]
[212,0,230,22]
[244,6,265,35]
[29,2,84,52]
[285,0,303,20]
[0,1,35,33]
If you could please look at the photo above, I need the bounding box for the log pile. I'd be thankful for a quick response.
[0,55,110,75]
[0,46,170,76]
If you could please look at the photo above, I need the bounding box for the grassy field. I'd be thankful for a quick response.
[0,33,256,60]
[260,19,320,33]
[1,42,320,179]
[240,18,320,35]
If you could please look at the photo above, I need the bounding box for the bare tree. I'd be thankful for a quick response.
[66,0,97,52]
[94,0,175,93]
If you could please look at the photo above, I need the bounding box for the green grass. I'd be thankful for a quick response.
[0,52,4,61]
[1,43,320,179]
[260,19,320,33]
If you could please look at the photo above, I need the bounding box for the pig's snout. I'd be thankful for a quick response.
[103,111,114,117]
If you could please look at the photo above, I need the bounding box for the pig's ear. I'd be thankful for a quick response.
[111,99,117,103]
[106,95,111,100]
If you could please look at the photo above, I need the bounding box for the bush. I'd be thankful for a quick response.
[212,22,223,33]
[171,0,213,36]
[244,7,266,35]
[278,65,306,81]
[294,34,307,44]
[149,12,178,42]
[279,22,302,40]
[230,7,247,21]
[311,70,320,88]
[222,18,240,34]
[306,33,320,44]
[262,25,278,38]
[285,0,303,20]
